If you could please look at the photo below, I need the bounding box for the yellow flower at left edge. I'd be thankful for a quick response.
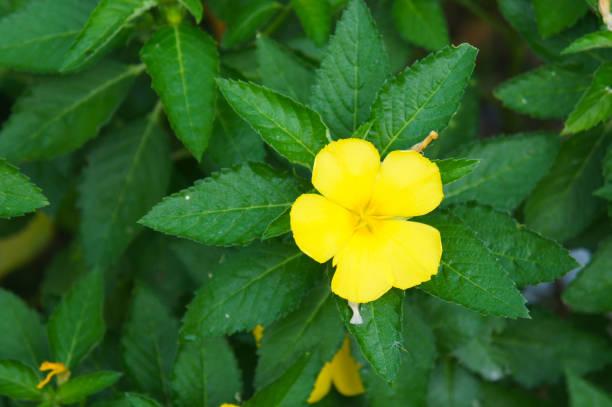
[37,361,70,389]
[290,138,443,304]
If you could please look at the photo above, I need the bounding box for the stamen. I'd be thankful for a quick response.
[348,301,363,325]
[411,131,439,153]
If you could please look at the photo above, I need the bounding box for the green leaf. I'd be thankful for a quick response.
[204,98,267,171]
[256,36,314,104]
[392,0,449,51]
[80,116,170,270]
[0,160,48,219]
[427,361,481,407]
[311,0,390,137]
[564,63,612,134]
[420,210,529,318]
[0,289,46,367]
[172,338,242,407]
[56,371,122,404]
[337,290,404,382]
[449,204,577,286]
[494,65,591,119]
[563,237,612,313]
[218,79,328,169]
[0,62,138,162]
[525,130,608,241]
[564,30,612,55]
[140,163,305,246]
[0,361,42,401]
[0,0,96,72]
[567,372,612,407]
[181,242,319,338]
[480,382,548,407]
[370,44,477,155]
[221,0,281,48]
[533,0,588,38]
[290,0,331,46]
[122,286,178,403]
[435,158,479,185]
[125,393,164,407]
[244,354,318,407]
[141,25,218,160]
[261,211,290,240]
[255,283,344,388]
[170,240,227,284]
[491,310,612,387]
[62,0,158,71]
[444,133,560,211]
[48,270,105,368]
[178,0,203,22]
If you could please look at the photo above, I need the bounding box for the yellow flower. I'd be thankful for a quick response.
[252,324,264,347]
[308,337,364,404]
[36,361,70,389]
[290,137,443,304]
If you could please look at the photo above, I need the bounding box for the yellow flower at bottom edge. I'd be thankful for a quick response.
[308,337,364,404]
[290,138,443,304]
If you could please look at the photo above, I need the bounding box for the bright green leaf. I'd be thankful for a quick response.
[48,270,105,368]
[533,0,588,38]
[140,163,305,246]
[181,242,319,338]
[178,0,203,22]
[392,0,449,50]
[0,62,139,161]
[311,0,390,137]
[218,79,328,168]
[141,25,218,160]
[371,44,477,155]
[57,371,122,404]
[567,372,612,407]
[0,160,48,219]
[563,30,612,54]
[290,0,331,46]
[0,361,42,401]
[564,63,612,134]
[221,0,281,48]
[435,158,479,185]
[261,211,290,240]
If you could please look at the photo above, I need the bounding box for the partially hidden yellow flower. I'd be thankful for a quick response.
[290,137,443,304]
[220,404,239,407]
[252,324,264,347]
[36,361,70,389]
[308,337,364,404]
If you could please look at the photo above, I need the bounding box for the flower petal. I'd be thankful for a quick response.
[331,219,441,302]
[368,150,443,217]
[312,138,380,211]
[290,194,358,263]
[308,363,333,404]
[331,338,364,397]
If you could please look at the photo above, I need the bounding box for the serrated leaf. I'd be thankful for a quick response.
[255,283,344,388]
[80,116,170,270]
[0,62,138,161]
[311,0,390,137]
[563,237,612,313]
[256,36,314,104]
[491,310,612,387]
[122,286,178,403]
[0,289,46,367]
[564,63,612,134]
[291,0,331,46]
[63,0,158,71]
[141,25,218,160]
[370,44,477,155]
[221,0,281,48]
[140,163,305,245]
[0,0,96,72]
[525,130,608,241]
[533,0,588,38]
[178,0,203,22]
[0,160,47,218]
[218,79,328,168]
[420,210,529,318]
[567,372,612,407]
[244,353,318,407]
[57,371,122,404]
[444,133,560,211]
[434,158,479,185]
[181,242,319,338]
[48,270,105,368]
[427,361,481,407]
[449,204,577,286]
[392,0,449,51]
[172,337,241,407]
[494,65,591,119]
[564,30,612,54]
[337,290,404,382]
[0,361,42,401]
